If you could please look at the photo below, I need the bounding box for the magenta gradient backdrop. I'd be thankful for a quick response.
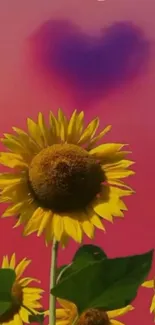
[0,0,155,324]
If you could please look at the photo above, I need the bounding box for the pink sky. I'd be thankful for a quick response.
[0,0,155,324]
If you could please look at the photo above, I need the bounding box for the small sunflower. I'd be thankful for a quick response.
[0,110,134,245]
[55,299,134,325]
[142,279,155,320]
[0,253,44,325]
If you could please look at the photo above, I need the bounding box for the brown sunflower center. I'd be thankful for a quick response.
[11,282,23,302]
[77,308,110,325]
[0,282,23,322]
[28,143,105,213]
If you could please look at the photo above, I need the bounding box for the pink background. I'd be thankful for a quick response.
[0,0,155,324]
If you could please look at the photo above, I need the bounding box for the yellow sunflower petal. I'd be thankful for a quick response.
[45,224,54,245]
[107,179,133,191]
[38,112,50,146]
[56,321,69,325]
[104,160,134,170]
[12,314,23,325]
[80,214,94,238]
[93,189,113,222]
[14,205,36,228]
[43,310,49,316]
[57,299,76,310]
[23,287,44,294]
[118,200,128,211]
[100,151,132,165]
[87,125,112,149]
[87,209,105,230]
[12,127,40,155]
[60,232,69,248]
[52,214,64,241]
[107,305,134,318]
[0,152,28,169]
[150,295,155,313]
[0,173,25,188]
[4,133,31,152]
[63,215,82,243]
[1,182,31,203]
[27,118,44,148]
[23,298,42,309]
[110,202,124,218]
[58,108,68,142]
[2,202,25,217]
[27,301,42,308]
[1,184,19,197]
[49,111,60,142]
[15,258,31,279]
[91,214,105,230]
[112,187,134,197]
[142,280,154,288]
[89,143,125,159]
[2,256,9,268]
[19,307,29,323]
[105,169,134,180]
[10,253,16,269]
[93,186,130,221]
[37,210,52,236]
[23,207,45,235]
[110,320,125,325]
[0,195,11,203]
[93,205,113,221]
[19,277,40,286]
[56,309,69,318]
[1,136,28,155]
[67,110,78,143]
[56,299,78,324]
[78,118,99,145]
[76,111,84,138]
[67,110,84,144]
[24,293,42,302]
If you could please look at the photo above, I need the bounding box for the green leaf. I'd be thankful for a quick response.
[51,250,153,314]
[29,310,44,324]
[0,269,16,296]
[0,269,16,316]
[56,265,68,280]
[73,245,107,264]
[56,245,107,283]
[0,302,12,316]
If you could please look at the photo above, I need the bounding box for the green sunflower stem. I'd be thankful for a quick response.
[49,238,59,325]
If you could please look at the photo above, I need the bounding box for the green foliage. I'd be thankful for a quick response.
[56,245,107,283]
[56,264,68,281]
[29,310,45,324]
[73,244,107,263]
[0,268,16,316]
[52,246,153,314]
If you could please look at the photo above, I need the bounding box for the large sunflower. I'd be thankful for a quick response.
[0,110,134,245]
[0,253,44,325]
[55,299,134,325]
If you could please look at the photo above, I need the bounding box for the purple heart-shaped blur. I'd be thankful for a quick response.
[29,20,150,104]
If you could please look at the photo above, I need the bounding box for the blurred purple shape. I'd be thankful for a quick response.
[30,20,150,103]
